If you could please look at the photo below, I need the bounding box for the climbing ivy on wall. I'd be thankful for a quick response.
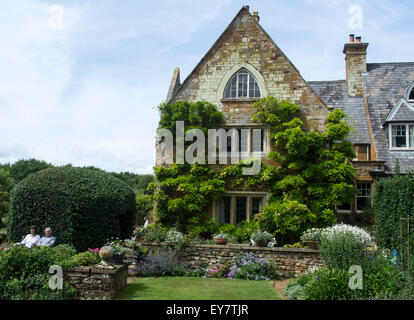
[150,97,357,242]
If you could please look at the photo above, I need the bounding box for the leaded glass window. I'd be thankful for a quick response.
[224,68,261,99]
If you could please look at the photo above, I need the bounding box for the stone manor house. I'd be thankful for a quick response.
[159,6,414,224]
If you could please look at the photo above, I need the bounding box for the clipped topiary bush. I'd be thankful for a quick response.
[9,167,136,251]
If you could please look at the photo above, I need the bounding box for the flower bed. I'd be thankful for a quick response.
[132,242,323,278]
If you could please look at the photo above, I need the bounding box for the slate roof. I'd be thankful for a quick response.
[363,62,414,173]
[308,80,370,144]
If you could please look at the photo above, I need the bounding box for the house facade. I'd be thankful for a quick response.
[160,6,414,225]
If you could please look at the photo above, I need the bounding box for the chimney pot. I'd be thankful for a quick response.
[252,11,259,22]
[356,36,362,43]
[244,5,249,11]
[349,34,355,43]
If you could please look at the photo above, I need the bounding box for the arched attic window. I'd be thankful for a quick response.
[223,68,261,99]
[406,82,414,102]
[410,88,414,101]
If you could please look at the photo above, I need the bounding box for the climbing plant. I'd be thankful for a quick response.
[251,97,357,242]
[150,97,357,243]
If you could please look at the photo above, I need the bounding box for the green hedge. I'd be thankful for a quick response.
[373,173,414,253]
[9,167,136,251]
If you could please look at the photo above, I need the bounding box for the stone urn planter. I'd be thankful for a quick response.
[110,253,125,265]
[214,238,228,245]
[255,239,269,247]
[305,241,319,249]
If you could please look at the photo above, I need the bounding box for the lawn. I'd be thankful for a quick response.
[117,277,284,300]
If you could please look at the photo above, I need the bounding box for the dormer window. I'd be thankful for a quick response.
[224,68,261,99]
[390,124,414,149]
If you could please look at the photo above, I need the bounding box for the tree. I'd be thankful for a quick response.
[0,167,14,228]
[9,159,52,183]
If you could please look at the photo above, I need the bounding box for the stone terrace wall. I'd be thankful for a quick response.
[137,243,324,277]
[64,264,128,300]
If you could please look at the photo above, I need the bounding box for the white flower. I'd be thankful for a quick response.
[323,223,372,244]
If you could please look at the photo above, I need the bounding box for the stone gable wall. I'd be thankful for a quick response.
[171,10,329,133]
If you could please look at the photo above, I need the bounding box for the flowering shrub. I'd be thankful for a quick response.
[206,254,279,281]
[206,264,230,278]
[88,248,99,255]
[0,244,10,251]
[319,223,373,270]
[134,250,186,277]
[288,248,410,300]
[323,223,372,245]
[300,228,326,242]
[250,231,276,247]
[165,230,185,243]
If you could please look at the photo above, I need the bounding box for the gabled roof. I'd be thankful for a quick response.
[168,6,327,109]
[363,62,414,172]
[383,99,414,124]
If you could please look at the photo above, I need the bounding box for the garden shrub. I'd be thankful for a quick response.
[9,167,136,252]
[250,231,276,247]
[217,221,259,243]
[300,268,351,300]
[284,272,316,300]
[373,173,414,256]
[0,245,86,300]
[285,280,305,300]
[143,224,169,243]
[319,224,371,270]
[350,248,408,300]
[68,251,101,267]
[187,213,217,239]
[133,250,187,277]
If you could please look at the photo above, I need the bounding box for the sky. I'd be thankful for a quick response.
[0,0,413,174]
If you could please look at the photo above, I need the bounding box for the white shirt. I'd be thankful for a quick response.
[21,234,40,248]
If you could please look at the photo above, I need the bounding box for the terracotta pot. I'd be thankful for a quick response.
[214,238,228,245]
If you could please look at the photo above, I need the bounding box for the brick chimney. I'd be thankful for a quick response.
[343,35,369,97]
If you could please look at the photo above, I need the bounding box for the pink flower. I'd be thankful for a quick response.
[0,247,3,250]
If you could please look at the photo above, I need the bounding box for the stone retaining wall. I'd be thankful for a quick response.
[64,263,128,300]
[132,243,324,277]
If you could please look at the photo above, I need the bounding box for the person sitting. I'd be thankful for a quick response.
[17,226,40,248]
[38,227,56,247]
